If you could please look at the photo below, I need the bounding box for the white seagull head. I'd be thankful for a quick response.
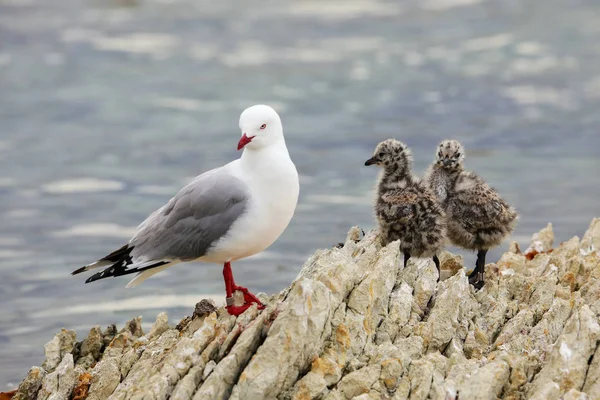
[237,104,284,151]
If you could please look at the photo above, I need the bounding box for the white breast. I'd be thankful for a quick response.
[201,146,299,263]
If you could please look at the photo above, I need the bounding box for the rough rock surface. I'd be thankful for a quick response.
[13,219,600,400]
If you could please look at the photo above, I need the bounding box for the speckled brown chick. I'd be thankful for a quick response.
[424,140,519,289]
[365,139,446,276]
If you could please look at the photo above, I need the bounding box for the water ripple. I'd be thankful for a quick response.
[42,178,125,194]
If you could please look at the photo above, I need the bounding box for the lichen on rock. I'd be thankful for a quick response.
[11,218,600,399]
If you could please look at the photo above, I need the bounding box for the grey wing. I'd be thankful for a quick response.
[130,168,250,262]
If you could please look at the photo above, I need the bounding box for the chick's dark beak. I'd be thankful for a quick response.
[442,158,452,167]
[365,157,379,166]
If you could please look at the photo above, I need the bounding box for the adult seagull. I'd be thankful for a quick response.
[72,105,300,316]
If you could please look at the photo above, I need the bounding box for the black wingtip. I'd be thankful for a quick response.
[83,259,169,284]
[74,245,133,279]
[85,269,108,284]
[72,266,87,276]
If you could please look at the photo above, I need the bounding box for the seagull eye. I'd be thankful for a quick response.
[260,124,267,130]
[455,153,460,158]
[378,152,384,157]
[438,151,442,157]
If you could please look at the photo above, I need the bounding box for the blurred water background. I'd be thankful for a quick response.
[1,0,600,387]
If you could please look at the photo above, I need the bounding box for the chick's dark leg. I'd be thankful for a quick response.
[477,249,487,286]
[403,252,411,268]
[469,237,484,281]
[432,255,440,280]
[468,252,480,285]
[468,249,480,280]
[469,249,487,290]
[468,264,478,279]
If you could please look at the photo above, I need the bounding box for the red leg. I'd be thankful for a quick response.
[222,262,265,316]
[223,261,235,298]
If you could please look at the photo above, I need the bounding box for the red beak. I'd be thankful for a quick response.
[237,134,254,151]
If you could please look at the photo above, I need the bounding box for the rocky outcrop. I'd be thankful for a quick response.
[12,218,600,400]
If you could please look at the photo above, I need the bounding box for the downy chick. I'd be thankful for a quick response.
[424,140,518,289]
[365,139,446,276]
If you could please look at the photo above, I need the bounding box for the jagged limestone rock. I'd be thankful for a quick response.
[455,358,510,400]
[37,354,81,400]
[198,307,265,400]
[375,282,412,345]
[74,326,103,369]
[581,217,600,255]
[527,303,600,399]
[12,219,600,399]
[335,364,381,398]
[171,313,236,400]
[13,367,46,400]
[583,339,600,395]
[423,271,478,353]
[524,222,554,255]
[41,329,76,373]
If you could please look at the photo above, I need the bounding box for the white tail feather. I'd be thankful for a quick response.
[125,262,176,288]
